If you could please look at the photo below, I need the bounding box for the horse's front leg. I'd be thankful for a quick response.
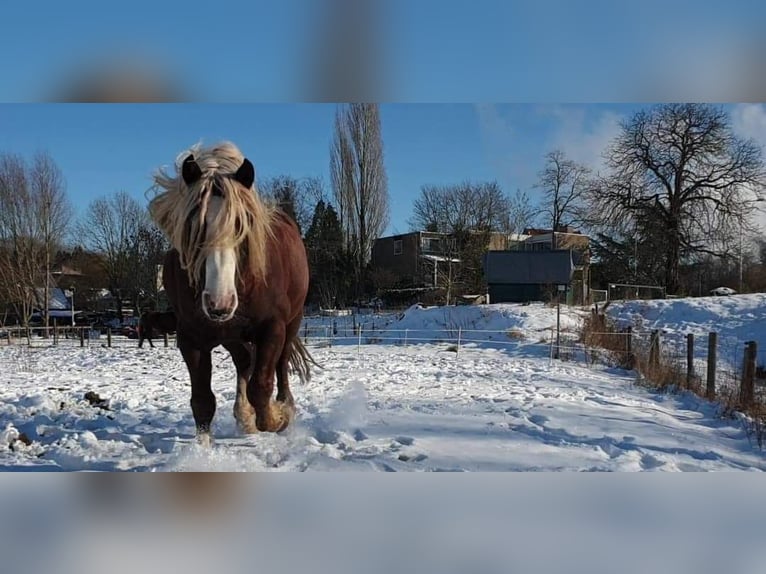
[224,342,257,434]
[247,320,291,432]
[178,334,215,445]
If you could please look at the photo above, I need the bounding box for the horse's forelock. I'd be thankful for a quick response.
[148,141,276,289]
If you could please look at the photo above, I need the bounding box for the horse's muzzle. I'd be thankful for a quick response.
[201,291,238,322]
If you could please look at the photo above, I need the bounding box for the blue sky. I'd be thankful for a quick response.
[0,103,761,237]
[0,103,651,236]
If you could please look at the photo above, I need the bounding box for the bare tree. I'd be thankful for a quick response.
[535,149,591,236]
[259,175,327,235]
[0,153,35,326]
[507,189,539,236]
[0,152,71,329]
[410,181,510,234]
[587,104,766,294]
[409,180,511,299]
[29,151,72,329]
[77,191,147,316]
[330,103,389,299]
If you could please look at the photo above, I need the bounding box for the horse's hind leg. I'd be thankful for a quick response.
[224,342,257,434]
[178,334,215,445]
[276,316,302,408]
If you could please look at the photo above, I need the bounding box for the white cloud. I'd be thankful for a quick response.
[730,103,766,149]
[730,104,766,236]
[475,104,627,199]
[546,106,623,175]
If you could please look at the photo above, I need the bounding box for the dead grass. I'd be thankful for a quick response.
[506,329,525,340]
[579,303,766,449]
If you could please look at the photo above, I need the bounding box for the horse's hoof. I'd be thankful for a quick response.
[276,419,290,433]
[236,421,258,435]
[196,432,214,448]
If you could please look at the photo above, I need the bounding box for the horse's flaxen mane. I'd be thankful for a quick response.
[148,141,277,288]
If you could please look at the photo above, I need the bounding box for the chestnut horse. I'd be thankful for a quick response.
[137,310,177,348]
[148,141,315,445]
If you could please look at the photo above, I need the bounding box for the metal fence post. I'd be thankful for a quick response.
[357,325,362,355]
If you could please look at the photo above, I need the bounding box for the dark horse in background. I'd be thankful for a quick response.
[138,310,177,348]
[148,141,315,445]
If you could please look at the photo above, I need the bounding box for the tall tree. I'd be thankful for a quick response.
[535,149,590,237]
[330,103,389,300]
[304,200,350,307]
[587,104,766,295]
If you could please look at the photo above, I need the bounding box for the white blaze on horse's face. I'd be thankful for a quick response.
[201,195,239,322]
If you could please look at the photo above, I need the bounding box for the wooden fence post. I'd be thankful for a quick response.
[107,327,112,348]
[706,332,717,400]
[649,330,660,368]
[686,333,694,389]
[740,341,757,407]
[164,332,169,347]
[625,326,633,368]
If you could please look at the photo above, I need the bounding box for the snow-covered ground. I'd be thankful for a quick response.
[2,297,765,471]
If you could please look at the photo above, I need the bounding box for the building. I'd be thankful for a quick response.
[483,226,591,304]
[483,250,575,303]
[371,231,459,289]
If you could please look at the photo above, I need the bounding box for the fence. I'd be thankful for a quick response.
[0,326,176,348]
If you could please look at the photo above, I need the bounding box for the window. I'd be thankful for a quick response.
[394,239,403,256]
[421,237,442,254]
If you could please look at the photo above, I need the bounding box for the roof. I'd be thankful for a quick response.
[483,250,575,285]
[34,287,72,310]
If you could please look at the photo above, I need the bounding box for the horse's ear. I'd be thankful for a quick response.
[233,158,255,189]
[181,154,202,186]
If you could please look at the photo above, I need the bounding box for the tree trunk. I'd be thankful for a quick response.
[665,223,681,295]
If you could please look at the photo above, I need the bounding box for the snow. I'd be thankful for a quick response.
[0,297,764,471]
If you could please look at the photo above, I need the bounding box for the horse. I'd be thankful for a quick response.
[148,141,315,444]
[137,310,177,348]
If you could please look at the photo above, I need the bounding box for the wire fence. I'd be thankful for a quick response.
[3,318,763,402]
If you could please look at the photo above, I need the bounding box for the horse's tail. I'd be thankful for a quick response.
[288,336,322,384]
